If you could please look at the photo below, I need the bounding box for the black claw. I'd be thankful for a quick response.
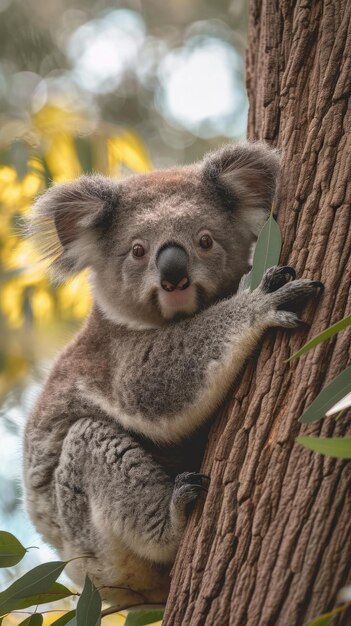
[195,473,210,482]
[189,484,208,494]
[175,472,209,492]
[297,319,310,330]
[311,281,324,292]
[262,265,297,293]
[281,266,296,280]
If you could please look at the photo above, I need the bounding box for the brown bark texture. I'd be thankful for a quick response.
[163,1,351,625]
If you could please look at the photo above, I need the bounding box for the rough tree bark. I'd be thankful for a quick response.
[163,1,351,625]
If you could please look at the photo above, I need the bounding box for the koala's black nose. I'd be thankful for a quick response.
[157,244,190,292]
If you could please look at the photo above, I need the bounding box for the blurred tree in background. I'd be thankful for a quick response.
[0,0,247,388]
[0,0,247,165]
[0,0,249,606]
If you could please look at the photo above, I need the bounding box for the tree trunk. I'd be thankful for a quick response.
[163,1,351,625]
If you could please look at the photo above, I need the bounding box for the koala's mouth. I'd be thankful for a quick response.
[157,284,198,319]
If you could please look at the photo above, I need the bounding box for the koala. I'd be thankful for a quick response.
[23,142,322,607]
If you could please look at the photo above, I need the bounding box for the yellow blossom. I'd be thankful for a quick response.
[0,108,151,334]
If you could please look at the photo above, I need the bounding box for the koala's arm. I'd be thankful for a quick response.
[82,267,322,444]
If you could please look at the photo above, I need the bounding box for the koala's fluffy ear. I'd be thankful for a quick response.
[30,175,118,278]
[202,142,280,238]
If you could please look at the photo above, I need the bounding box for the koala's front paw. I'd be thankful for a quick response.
[257,265,323,329]
[172,472,209,510]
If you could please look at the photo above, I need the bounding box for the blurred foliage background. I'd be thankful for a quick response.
[0,0,248,621]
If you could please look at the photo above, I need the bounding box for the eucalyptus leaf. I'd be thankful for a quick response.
[17,615,43,626]
[125,608,165,626]
[299,365,351,423]
[304,603,348,625]
[10,141,29,180]
[287,314,351,361]
[305,615,332,626]
[0,267,26,284]
[0,531,26,567]
[49,610,77,626]
[250,215,282,290]
[297,436,351,458]
[0,147,10,167]
[326,391,351,416]
[0,581,72,616]
[0,562,67,614]
[76,576,101,626]
[75,137,94,173]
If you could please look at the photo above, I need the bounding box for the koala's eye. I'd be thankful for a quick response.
[132,243,146,258]
[199,234,213,250]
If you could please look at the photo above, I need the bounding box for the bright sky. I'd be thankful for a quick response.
[158,38,246,137]
[68,10,146,94]
[68,10,247,138]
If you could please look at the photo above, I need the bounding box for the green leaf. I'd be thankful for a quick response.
[0,562,67,615]
[10,141,29,180]
[305,615,332,626]
[0,147,10,167]
[304,603,348,625]
[250,214,282,290]
[0,267,26,284]
[17,615,43,626]
[287,314,351,361]
[0,531,26,567]
[0,581,72,616]
[76,576,101,626]
[326,392,351,417]
[75,137,94,173]
[297,436,351,458]
[49,610,77,626]
[299,365,351,423]
[125,609,165,626]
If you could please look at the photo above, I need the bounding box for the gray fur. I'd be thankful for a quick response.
[24,142,321,606]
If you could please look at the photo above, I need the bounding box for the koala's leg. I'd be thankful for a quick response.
[55,418,206,564]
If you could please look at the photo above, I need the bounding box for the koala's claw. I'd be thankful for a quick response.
[191,473,210,483]
[174,472,209,490]
[273,311,310,329]
[296,318,311,330]
[311,280,324,292]
[260,265,296,293]
[173,472,209,510]
[270,278,324,308]
[259,267,323,301]
[255,266,324,331]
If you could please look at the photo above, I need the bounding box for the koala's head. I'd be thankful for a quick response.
[31,142,279,328]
